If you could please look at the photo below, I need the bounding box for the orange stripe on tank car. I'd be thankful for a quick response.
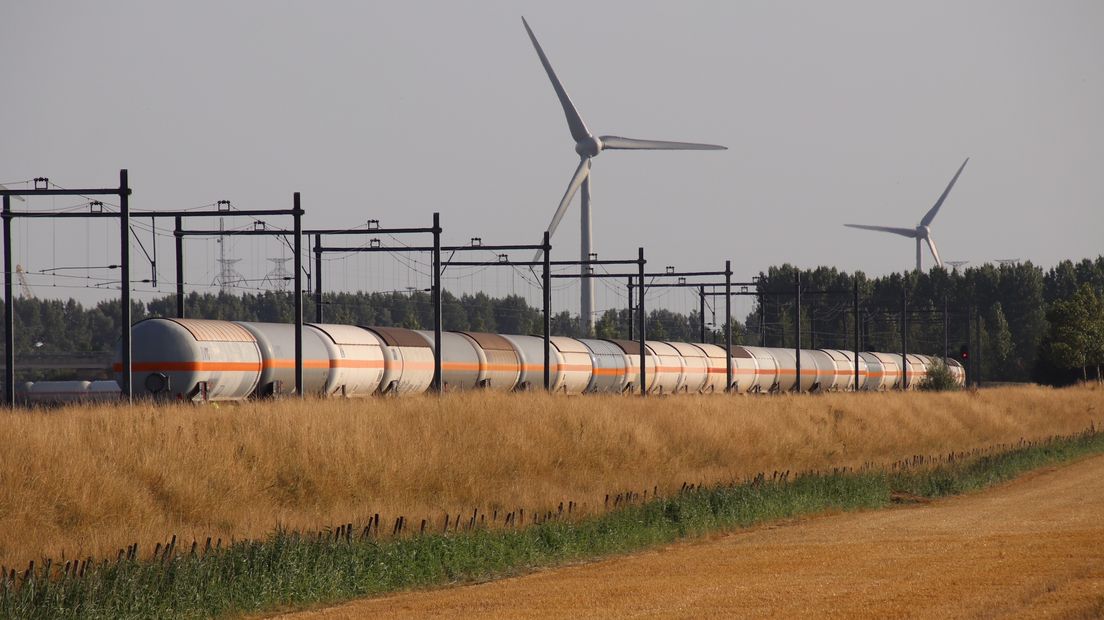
[704,368,760,375]
[263,359,331,370]
[329,359,386,369]
[591,367,627,376]
[395,362,519,372]
[519,364,592,372]
[442,362,482,372]
[112,361,263,372]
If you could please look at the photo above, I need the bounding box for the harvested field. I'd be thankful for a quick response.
[0,384,1099,568]
[278,453,1104,619]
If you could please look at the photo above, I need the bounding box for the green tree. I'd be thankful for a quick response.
[1042,283,1104,381]
[983,302,1013,378]
[594,309,621,340]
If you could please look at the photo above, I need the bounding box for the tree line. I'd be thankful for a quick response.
[4,257,1101,385]
[741,257,1104,384]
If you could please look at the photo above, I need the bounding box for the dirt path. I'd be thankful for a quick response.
[279,456,1104,619]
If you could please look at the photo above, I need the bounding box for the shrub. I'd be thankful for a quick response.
[918,360,960,392]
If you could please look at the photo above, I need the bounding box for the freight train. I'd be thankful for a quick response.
[95,318,965,402]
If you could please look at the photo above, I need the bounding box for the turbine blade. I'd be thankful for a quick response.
[844,224,918,238]
[533,158,591,261]
[598,135,727,151]
[926,235,943,268]
[522,17,591,143]
[921,158,969,227]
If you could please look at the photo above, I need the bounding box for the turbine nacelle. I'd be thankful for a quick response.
[917,225,931,239]
[575,136,603,158]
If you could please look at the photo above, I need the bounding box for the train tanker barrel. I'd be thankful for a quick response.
[730,346,775,394]
[597,339,688,395]
[861,352,901,391]
[578,339,631,394]
[361,326,434,395]
[457,332,522,391]
[120,318,262,402]
[818,349,849,391]
[644,341,688,395]
[234,322,332,397]
[818,349,867,391]
[500,334,593,394]
[307,324,388,397]
[574,337,627,390]
[904,354,930,390]
[690,343,734,394]
[413,330,491,391]
[668,342,710,394]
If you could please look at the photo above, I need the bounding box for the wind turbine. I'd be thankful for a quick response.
[521,17,726,335]
[845,158,969,272]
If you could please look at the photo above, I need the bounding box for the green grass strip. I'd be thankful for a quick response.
[3,428,1103,619]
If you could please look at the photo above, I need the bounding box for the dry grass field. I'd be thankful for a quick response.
[281,451,1104,619]
[0,384,1099,568]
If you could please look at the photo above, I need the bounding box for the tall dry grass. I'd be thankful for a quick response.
[0,384,1100,567]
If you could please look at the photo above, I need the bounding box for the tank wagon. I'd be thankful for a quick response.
[113,318,964,402]
[18,380,121,405]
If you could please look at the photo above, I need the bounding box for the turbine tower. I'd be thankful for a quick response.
[522,17,727,335]
[845,158,969,272]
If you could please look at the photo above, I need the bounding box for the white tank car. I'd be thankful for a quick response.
[414,330,485,391]
[308,324,387,397]
[691,343,733,393]
[667,342,710,393]
[579,338,630,393]
[500,334,554,392]
[905,354,937,389]
[362,327,434,395]
[726,346,761,393]
[734,346,782,393]
[459,332,522,391]
[499,335,593,393]
[762,347,838,393]
[235,322,332,397]
[123,318,262,401]
[549,336,595,393]
[646,341,687,394]
[805,349,837,392]
[25,380,91,404]
[818,349,866,391]
[600,339,657,394]
[862,352,902,390]
[87,380,121,402]
[858,352,883,390]
[597,339,686,395]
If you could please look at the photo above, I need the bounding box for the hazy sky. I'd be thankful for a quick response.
[2,1,1101,320]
